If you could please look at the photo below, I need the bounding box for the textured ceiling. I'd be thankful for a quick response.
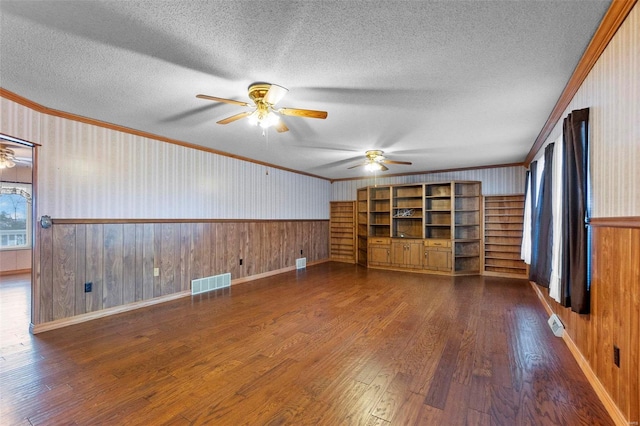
[0,1,611,180]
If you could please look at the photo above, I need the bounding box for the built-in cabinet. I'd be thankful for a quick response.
[368,237,391,267]
[363,181,482,275]
[391,239,423,268]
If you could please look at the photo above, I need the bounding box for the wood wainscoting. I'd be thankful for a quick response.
[532,217,639,426]
[33,219,329,329]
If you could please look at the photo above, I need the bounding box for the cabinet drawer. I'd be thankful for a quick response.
[369,238,391,245]
[424,239,451,248]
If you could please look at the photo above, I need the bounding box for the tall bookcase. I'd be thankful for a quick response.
[356,188,368,266]
[329,201,356,263]
[362,181,482,275]
[484,194,527,277]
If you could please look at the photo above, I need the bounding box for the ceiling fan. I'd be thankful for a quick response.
[196,82,328,133]
[348,150,412,172]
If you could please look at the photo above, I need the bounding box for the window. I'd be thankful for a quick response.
[0,184,32,250]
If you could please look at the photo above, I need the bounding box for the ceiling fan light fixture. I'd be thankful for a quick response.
[260,111,280,129]
[365,161,383,172]
[0,146,17,169]
[247,106,280,129]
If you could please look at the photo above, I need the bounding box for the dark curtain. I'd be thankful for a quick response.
[561,108,590,314]
[533,143,555,287]
[528,161,539,282]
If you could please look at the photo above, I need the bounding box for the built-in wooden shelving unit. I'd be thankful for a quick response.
[483,194,527,277]
[356,188,368,266]
[329,201,356,263]
[360,181,482,276]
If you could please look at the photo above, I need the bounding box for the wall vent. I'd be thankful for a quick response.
[191,272,231,295]
[548,313,564,337]
[296,258,307,269]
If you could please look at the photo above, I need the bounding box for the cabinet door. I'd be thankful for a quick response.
[424,249,451,271]
[369,245,390,266]
[391,242,407,266]
[407,242,423,268]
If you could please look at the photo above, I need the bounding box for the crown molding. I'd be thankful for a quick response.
[0,88,330,182]
[524,0,638,165]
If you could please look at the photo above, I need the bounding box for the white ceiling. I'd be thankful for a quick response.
[0,1,611,180]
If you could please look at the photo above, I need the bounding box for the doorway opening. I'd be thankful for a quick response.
[0,133,36,337]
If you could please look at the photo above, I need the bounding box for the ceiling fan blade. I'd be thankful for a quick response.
[274,119,289,133]
[278,108,328,119]
[381,160,412,165]
[217,111,252,124]
[196,94,250,107]
[348,163,365,169]
[264,84,288,105]
[380,164,389,171]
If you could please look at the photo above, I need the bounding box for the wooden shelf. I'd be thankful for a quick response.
[359,181,482,276]
[330,201,356,264]
[483,195,527,278]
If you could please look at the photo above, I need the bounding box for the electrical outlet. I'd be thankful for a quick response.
[613,345,620,367]
[84,282,92,293]
[153,267,160,277]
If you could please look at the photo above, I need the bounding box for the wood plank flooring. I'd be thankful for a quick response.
[0,264,613,425]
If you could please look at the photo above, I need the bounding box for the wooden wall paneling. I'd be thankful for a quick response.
[134,223,144,302]
[630,229,640,422]
[180,222,192,292]
[39,225,53,323]
[211,222,222,276]
[52,224,76,320]
[142,223,155,300]
[103,224,124,309]
[299,221,305,261]
[216,223,231,279]
[284,221,294,267]
[210,222,221,275]
[160,223,181,296]
[122,223,136,304]
[153,223,162,297]
[74,224,86,315]
[317,221,330,261]
[34,219,330,327]
[190,222,204,280]
[85,224,104,313]
[537,224,640,424]
[596,227,614,399]
[305,222,313,261]
[240,222,250,277]
[248,222,263,276]
[134,224,144,301]
[619,228,638,419]
[267,222,281,271]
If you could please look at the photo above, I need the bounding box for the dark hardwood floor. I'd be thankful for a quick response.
[0,263,612,425]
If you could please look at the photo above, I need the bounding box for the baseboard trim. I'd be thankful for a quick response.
[231,259,329,285]
[30,260,330,334]
[31,290,192,334]
[529,282,629,426]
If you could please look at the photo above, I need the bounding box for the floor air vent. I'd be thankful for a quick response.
[191,273,231,295]
[548,313,564,337]
[296,258,307,269]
